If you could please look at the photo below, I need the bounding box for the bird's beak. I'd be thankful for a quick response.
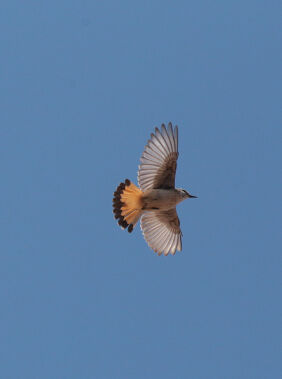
[188,194,197,198]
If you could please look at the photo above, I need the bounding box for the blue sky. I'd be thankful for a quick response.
[1,1,281,378]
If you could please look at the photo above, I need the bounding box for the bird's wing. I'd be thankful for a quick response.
[138,123,179,191]
[140,208,182,256]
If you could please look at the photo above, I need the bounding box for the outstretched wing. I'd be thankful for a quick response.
[140,208,182,256]
[138,123,179,191]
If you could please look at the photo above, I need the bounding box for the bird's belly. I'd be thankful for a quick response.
[142,189,179,211]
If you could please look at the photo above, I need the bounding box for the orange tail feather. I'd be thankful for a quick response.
[113,179,143,232]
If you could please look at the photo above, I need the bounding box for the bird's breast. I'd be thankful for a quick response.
[142,189,181,211]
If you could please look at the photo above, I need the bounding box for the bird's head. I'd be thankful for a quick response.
[178,188,197,200]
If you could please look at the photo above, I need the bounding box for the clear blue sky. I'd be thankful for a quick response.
[1,1,281,378]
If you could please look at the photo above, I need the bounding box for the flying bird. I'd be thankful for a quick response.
[113,122,197,256]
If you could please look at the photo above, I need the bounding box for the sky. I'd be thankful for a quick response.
[0,1,281,378]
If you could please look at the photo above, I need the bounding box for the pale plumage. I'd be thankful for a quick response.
[138,123,182,255]
[138,123,178,191]
[141,208,182,256]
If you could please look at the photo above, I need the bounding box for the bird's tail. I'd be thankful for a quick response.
[113,179,143,233]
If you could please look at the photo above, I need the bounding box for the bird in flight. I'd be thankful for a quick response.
[113,122,197,256]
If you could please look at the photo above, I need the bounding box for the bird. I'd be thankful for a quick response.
[112,122,197,256]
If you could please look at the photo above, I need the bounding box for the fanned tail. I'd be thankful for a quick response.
[113,179,143,232]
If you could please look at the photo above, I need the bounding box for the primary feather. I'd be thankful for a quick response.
[138,122,179,191]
